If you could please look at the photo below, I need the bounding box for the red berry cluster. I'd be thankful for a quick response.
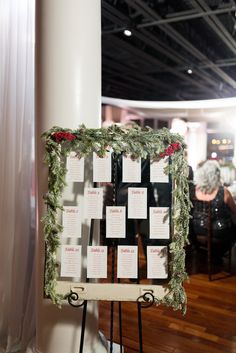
[159,142,180,158]
[52,131,77,143]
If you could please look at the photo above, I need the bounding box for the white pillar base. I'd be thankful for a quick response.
[36,1,106,352]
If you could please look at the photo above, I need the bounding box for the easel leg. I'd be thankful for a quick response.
[110,301,114,353]
[137,302,143,353]
[137,234,143,353]
[79,215,94,353]
[109,244,116,353]
[79,301,87,353]
[118,301,123,353]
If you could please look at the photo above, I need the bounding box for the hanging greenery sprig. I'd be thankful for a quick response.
[42,124,191,312]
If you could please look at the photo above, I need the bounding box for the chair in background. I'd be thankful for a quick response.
[191,200,232,281]
[192,200,213,280]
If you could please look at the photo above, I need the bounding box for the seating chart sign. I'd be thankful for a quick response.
[43,125,190,312]
[147,246,168,279]
[66,152,84,182]
[117,246,138,279]
[60,245,82,278]
[106,206,126,238]
[122,155,141,182]
[62,206,81,238]
[128,188,147,219]
[150,157,169,183]
[149,207,170,239]
[84,188,103,219]
[93,152,112,182]
[87,246,107,278]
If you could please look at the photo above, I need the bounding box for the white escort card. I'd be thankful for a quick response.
[147,246,168,279]
[106,206,126,238]
[87,246,107,278]
[66,152,84,182]
[128,188,147,219]
[117,246,138,279]
[150,157,169,183]
[62,206,81,238]
[93,152,112,183]
[149,207,170,239]
[84,188,103,219]
[60,245,82,278]
[122,155,141,183]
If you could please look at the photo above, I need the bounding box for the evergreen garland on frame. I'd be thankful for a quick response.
[42,124,191,313]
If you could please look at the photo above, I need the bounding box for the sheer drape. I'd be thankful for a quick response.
[0,0,35,352]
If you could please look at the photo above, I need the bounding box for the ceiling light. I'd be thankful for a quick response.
[187,68,193,75]
[124,29,132,37]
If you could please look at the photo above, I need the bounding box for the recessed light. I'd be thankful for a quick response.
[124,29,132,37]
[187,68,193,74]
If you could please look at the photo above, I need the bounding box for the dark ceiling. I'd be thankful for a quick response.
[102,0,236,101]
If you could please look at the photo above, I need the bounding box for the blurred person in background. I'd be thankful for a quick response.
[221,163,236,201]
[220,163,235,188]
[191,160,236,262]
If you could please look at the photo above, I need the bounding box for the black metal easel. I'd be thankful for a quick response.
[67,155,156,353]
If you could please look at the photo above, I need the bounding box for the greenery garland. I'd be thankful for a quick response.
[42,124,191,313]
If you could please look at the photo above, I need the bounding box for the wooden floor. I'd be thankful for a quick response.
[99,245,236,353]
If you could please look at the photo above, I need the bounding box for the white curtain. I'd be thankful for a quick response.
[0,0,35,352]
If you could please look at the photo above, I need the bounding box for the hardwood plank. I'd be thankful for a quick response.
[99,257,236,353]
[168,322,219,342]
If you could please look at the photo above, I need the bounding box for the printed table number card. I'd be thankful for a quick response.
[106,206,126,238]
[128,188,147,219]
[93,152,112,183]
[150,157,169,183]
[62,206,81,238]
[117,246,138,279]
[60,245,82,278]
[147,246,168,279]
[84,188,103,219]
[149,207,170,239]
[66,152,84,182]
[87,246,107,278]
[122,155,141,183]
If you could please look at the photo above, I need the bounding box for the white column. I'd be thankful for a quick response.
[187,122,207,171]
[35,1,106,353]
